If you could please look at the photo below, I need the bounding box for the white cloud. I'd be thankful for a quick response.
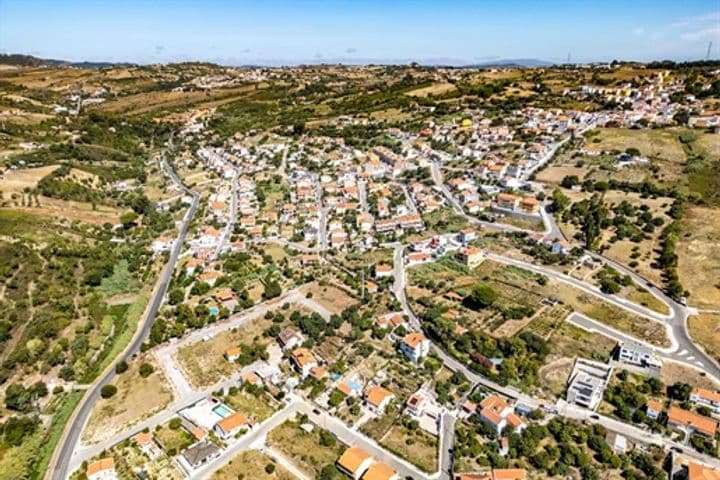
[632,27,645,36]
[680,26,720,41]
[672,11,720,28]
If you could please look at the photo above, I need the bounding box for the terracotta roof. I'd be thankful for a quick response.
[310,366,327,380]
[403,332,428,349]
[493,468,527,480]
[133,431,153,446]
[688,462,720,480]
[366,386,394,407]
[668,406,718,436]
[362,461,397,480]
[375,263,393,273]
[216,411,250,433]
[337,446,373,475]
[86,458,115,477]
[693,388,720,403]
[226,347,241,357]
[291,348,317,367]
[646,399,663,412]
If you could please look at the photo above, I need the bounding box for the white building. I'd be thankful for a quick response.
[399,332,430,364]
[617,341,662,369]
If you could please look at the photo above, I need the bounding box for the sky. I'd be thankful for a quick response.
[1,0,719,65]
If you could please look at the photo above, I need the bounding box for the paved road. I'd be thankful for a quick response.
[438,412,456,480]
[358,179,369,214]
[214,165,238,259]
[50,151,200,480]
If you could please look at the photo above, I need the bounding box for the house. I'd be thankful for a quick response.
[566,358,613,411]
[337,446,374,480]
[373,313,406,330]
[365,385,395,414]
[684,462,720,480]
[310,365,328,381]
[458,227,477,244]
[617,340,662,369]
[181,440,221,469]
[278,328,304,351]
[365,280,379,294]
[646,399,663,420]
[495,193,519,210]
[667,406,718,438]
[362,462,399,480]
[455,469,527,480]
[133,432,161,459]
[301,254,320,266]
[456,247,485,269]
[690,388,720,415]
[198,270,221,287]
[152,236,174,254]
[478,395,526,436]
[605,431,628,454]
[214,411,252,439]
[225,347,241,362]
[290,347,318,377]
[407,251,431,265]
[375,263,393,278]
[406,391,429,417]
[86,458,117,480]
[400,332,430,364]
[518,197,539,214]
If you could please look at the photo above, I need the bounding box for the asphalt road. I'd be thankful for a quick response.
[50,153,200,480]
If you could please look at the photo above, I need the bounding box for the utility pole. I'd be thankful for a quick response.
[706,41,713,60]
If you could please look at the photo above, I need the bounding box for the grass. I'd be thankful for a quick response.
[212,450,295,480]
[28,390,84,480]
[380,424,438,473]
[299,282,358,315]
[176,316,274,388]
[267,420,344,478]
[82,356,173,444]
[223,390,276,422]
[688,314,720,365]
[81,291,149,383]
[155,421,195,453]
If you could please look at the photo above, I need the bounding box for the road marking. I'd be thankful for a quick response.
[687,356,695,361]
[696,361,704,367]
[677,349,688,356]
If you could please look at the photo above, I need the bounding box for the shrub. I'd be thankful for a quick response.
[139,362,155,378]
[100,385,117,399]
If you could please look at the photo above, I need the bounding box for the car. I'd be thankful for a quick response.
[670,446,684,453]
[590,414,600,420]
[312,408,321,415]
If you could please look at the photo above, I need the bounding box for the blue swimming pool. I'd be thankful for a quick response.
[209,306,219,316]
[213,404,233,418]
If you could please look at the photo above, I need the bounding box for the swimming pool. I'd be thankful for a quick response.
[213,404,233,418]
[209,306,219,316]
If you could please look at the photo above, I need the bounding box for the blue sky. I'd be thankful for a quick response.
[1,0,719,65]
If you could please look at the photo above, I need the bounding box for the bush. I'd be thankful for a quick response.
[265,463,276,474]
[139,362,155,378]
[100,385,117,399]
[169,417,182,430]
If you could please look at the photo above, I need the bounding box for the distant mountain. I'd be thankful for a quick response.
[463,58,555,68]
[0,53,133,69]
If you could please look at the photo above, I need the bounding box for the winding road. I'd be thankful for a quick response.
[48,148,200,480]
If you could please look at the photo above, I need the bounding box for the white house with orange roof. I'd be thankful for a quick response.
[336,446,374,480]
[152,235,175,254]
[85,458,117,480]
[290,348,318,377]
[364,385,395,414]
[690,388,720,415]
[478,395,526,437]
[213,411,253,439]
[400,332,430,364]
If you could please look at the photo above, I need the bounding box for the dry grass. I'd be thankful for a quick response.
[299,282,357,315]
[82,356,173,444]
[212,450,295,480]
[687,314,720,365]
[535,165,590,184]
[222,390,276,422]
[0,165,59,193]
[661,360,720,390]
[588,128,686,163]
[381,425,437,473]
[175,316,274,388]
[267,420,344,478]
[677,206,720,309]
[405,82,457,97]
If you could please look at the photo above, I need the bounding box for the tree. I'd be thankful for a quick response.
[551,188,570,212]
[169,417,182,430]
[120,211,139,228]
[465,283,498,309]
[668,382,692,401]
[168,288,184,305]
[4,384,32,412]
[115,360,129,374]
[100,385,117,399]
[263,279,282,299]
[139,362,155,378]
